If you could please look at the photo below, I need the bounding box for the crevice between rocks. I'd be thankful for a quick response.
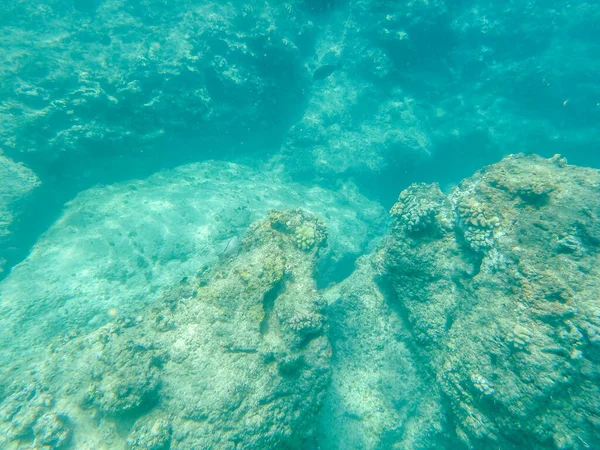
[259,279,284,336]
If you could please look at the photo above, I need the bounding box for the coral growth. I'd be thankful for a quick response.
[384,154,600,449]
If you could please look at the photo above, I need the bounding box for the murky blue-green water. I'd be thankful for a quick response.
[0,1,599,449]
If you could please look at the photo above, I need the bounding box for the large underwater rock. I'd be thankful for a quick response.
[0,160,384,374]
[272,0,441,181]
[0,155,40,273]
[2,0,597,193]
[1,153,600,449]
[320,254,446,449]
[384,154,600,449]
[0,210,330,449]
[0,0,315,167]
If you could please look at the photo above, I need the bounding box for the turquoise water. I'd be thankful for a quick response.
[0,1,599,449]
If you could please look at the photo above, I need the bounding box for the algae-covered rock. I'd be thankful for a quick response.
[384,154,600,449]
[82,335,162,416]
[33,412,71,449]
[126,417,171,450]
[0,210,330,449]
[0,384,71,449]
[263,208,327,253]
[0,0,313,163]
[0,161,384,376]
[319,254,446,449]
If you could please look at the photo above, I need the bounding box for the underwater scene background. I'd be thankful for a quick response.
[0,0,599,449]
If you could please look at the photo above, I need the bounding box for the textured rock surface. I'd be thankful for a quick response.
[0,210,330,449]
[1,0,599,446]
[0,0,313,160]
[320,254,446,449]
[1,0,597,190]
[0,160,384,374]
[273,0,439,180]
[2,152,600,449]
[384,154,600,449]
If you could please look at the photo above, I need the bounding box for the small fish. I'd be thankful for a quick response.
[221,235,240,257]
[313,64,339,81]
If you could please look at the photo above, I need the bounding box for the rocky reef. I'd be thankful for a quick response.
[0,0,313,161]
[1,0,597,201]
[0,160,384,372]
[319,253,447,449]
[1,0,599,447]
[1,0,598,299]
[384,154,600,449]
[0,153,599,449]
[0,209,331,449]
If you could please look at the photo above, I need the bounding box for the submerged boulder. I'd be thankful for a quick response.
[0,160,384,376]
[3,152,599,449]
[319,254,446,449]
[0,210,330,449]
[384,154,600,449]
